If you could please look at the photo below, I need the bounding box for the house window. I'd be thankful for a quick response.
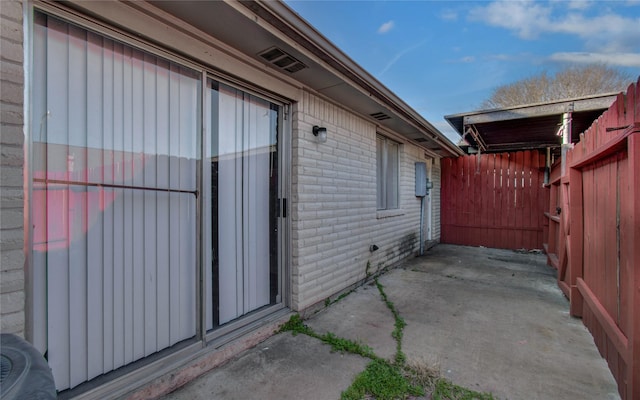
[376,135,399,210]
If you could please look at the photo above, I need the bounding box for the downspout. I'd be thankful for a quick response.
[419,196,425,255]
[560,103,573,176]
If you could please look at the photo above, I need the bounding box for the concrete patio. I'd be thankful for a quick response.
[160,244,619,400]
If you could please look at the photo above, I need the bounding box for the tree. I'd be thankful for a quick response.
[481,64,633,109]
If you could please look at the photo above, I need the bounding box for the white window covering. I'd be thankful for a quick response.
[205,82,278,328]
[32,13,200,391]
[376,135,399,210]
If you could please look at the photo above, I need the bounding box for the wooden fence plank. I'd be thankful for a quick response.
[618,155,631,338]
[473,155,482,246]
[441,150,546,250]
[500,153,509,247]
[487,154,497,248]
[625,132,639,400]
[464,155,473,245]
[532,153,542,247]
[605,156,618,322]
[568,167,583,317]
[522,150,532,248]
[514,151,524,248]
[451,157,460,244]
[480,154,490,246]
[547,183,558,260]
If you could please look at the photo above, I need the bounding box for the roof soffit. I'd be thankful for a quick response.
[148,0,462,156]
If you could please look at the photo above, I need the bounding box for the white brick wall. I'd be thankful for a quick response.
[0,0,25,336]
[290,91,441,310]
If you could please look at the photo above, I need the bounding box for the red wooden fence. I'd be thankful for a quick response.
[544,78,639,400]
[441,151,547,250]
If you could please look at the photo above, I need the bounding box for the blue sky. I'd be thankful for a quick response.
[286,0,640,142]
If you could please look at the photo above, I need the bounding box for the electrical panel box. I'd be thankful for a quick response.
[415,162,427,197]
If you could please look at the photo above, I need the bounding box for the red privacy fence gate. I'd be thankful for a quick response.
[441,150,547,250]
[544,80,639,400]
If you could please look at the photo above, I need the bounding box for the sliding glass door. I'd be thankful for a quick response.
[32,12,200,391]
[30,10,287,393]
[205,81,282,331]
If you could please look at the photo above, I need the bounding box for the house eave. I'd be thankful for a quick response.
[147,0,463,157]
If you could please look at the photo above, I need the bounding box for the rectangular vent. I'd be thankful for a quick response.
[259,47,307,74]
[260,47,286,62]
[370,112,391,121]
[414,138,427,142]
[285,63,307,73]
[274,55,297,68]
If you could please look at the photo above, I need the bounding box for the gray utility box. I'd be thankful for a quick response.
[415,161,436,197]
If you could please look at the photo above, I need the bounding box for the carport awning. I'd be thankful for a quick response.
[445,94,617,154]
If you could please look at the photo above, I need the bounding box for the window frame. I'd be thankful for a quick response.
[376,134,400,211]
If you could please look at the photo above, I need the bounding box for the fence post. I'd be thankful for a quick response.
[628,133,640,400]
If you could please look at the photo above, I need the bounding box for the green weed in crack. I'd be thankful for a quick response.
[278,314,378,360]
[278,281,495,400]
[324,289,356,309]
[374,279,406,366]
[433,379,496,400]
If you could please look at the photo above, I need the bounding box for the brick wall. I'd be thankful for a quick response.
[290,91,439,310]
[0,0,25,336]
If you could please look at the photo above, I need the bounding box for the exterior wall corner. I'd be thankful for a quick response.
[0,0,26,337]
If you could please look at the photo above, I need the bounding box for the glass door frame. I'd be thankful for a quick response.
[202,74,290,345]
[24,3,292,396]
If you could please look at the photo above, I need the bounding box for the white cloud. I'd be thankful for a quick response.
[377,20,394,34]
[378,40,427,77]
[461,56,476,63]
[468,1,551,39]
[550,52,640,67]
[440,10,458,21]
[468,1,640,52]
[567,0,591,10]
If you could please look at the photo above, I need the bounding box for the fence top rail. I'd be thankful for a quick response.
[570,123,640,169]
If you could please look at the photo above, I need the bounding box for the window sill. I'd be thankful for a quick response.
[376,209,405,219]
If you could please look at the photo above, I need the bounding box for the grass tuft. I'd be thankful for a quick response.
[279,315,378,360]
[404,358,440,389]
[278,314,314,337]
[321,332,378,360]
[341,359,424,400]
[432,379,496,400]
